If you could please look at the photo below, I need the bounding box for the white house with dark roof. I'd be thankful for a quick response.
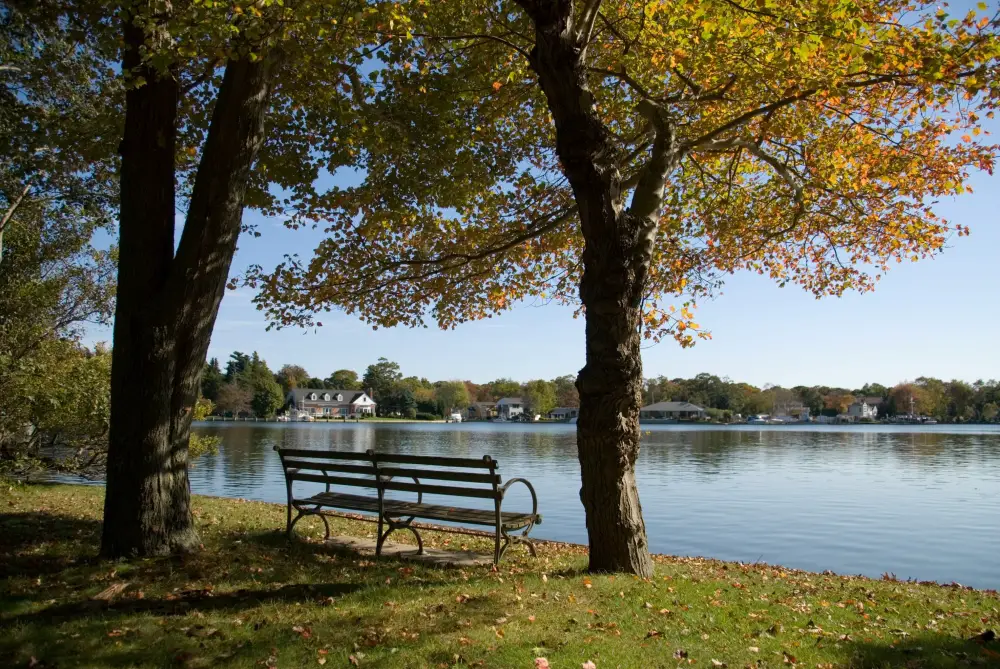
[846,397,880,420]
[496,397,524,420]
[285,388,376,418]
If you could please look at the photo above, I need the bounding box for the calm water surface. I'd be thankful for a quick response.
[190,422,1000,588]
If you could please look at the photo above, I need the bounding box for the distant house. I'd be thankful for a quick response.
[639,401,705,421]
[496,397,525,420]
[775,405,811,422]
[549,407,579,421]
[846,398,879,420]
[285,388,376,418]
[466,402,496,420]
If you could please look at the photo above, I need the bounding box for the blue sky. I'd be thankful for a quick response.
[86,159,997,389]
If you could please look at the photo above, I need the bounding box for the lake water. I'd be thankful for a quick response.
[189,421,1000,589]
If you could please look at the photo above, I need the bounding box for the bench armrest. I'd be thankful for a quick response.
[499,478,540,522]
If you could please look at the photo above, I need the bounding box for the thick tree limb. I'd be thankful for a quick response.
[574,0,604,48]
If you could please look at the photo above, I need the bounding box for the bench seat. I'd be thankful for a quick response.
[300,491,537,529]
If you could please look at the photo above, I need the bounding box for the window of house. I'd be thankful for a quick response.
[309,393,316,400]
[323,393,330,401]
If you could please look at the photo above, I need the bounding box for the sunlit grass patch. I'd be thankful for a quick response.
[2,482,998,668]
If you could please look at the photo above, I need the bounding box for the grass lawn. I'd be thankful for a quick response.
[2,482,998,668]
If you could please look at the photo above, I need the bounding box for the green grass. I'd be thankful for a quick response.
[2,482,998,669]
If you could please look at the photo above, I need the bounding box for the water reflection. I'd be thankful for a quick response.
[190,422,1000,588]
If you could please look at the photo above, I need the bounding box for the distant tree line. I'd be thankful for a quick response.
[199,354,580,419]
[643,373,1000,423]
[199,358,1000,424]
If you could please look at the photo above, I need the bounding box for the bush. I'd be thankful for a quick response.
[415,412,440,421]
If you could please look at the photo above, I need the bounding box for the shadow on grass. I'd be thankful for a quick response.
[847,632,1000,668]
[0,512,102,578]
[2,581,365,626]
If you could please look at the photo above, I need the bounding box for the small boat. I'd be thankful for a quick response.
[276,414,291,422]
[448,412,463,423]
[747,415,771,425]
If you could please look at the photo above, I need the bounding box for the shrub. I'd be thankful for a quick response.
[415,412,440,421]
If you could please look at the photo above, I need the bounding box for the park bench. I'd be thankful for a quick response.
[274,447,541,564]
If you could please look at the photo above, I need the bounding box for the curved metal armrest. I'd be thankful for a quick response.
[499,477,539,520]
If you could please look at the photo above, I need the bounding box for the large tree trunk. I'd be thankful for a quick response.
[575,206,654,577]
[522,1,655,576]
[101,7,279,557]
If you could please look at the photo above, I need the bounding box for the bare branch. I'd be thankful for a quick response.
[388,206,577,270]
[587,65,653,100]
[683,88,818,150]
[0,182,31,233]
[413,32,533,60]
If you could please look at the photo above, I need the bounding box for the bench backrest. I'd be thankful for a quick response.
[373,452,501,501]
[275,448,501,501]
[276,447,380,492]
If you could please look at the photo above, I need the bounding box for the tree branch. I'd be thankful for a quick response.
[587,65,653,100]
[0,182,31,264]
[385,205,577,270]
[574,0,604,48]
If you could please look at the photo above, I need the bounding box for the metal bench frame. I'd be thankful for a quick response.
[274,447,541,564]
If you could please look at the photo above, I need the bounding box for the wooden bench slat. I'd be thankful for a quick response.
[283,459,378,476]
[299,492,381,513]
[297,495,536,529]
[378,466,500,484]
[288,471,379,489]
[381,479,499,499]
[383,500,535,528]
[373,453,498,469]
[279,448,373,461]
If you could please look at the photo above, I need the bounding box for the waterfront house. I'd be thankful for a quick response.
[846,398,879,420]
[639,401,705,421]
[496,397,525,420]
[774,405,811,422]
[285,388,376,418]
[466,402,496,420]
[548,407,579,421]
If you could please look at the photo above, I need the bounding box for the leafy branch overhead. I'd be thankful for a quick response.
[247,0,999,345]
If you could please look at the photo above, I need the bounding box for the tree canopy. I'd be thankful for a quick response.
[251,0,999,344]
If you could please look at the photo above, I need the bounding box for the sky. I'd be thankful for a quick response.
[86,156,999,389]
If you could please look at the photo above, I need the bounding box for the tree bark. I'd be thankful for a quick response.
[101,7,279,557]
[520,0,655,576]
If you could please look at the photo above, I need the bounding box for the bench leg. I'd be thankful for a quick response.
[319,513,331,540]
[287,508,307,539]
[497,525,537,562]
[377,519,423,557]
